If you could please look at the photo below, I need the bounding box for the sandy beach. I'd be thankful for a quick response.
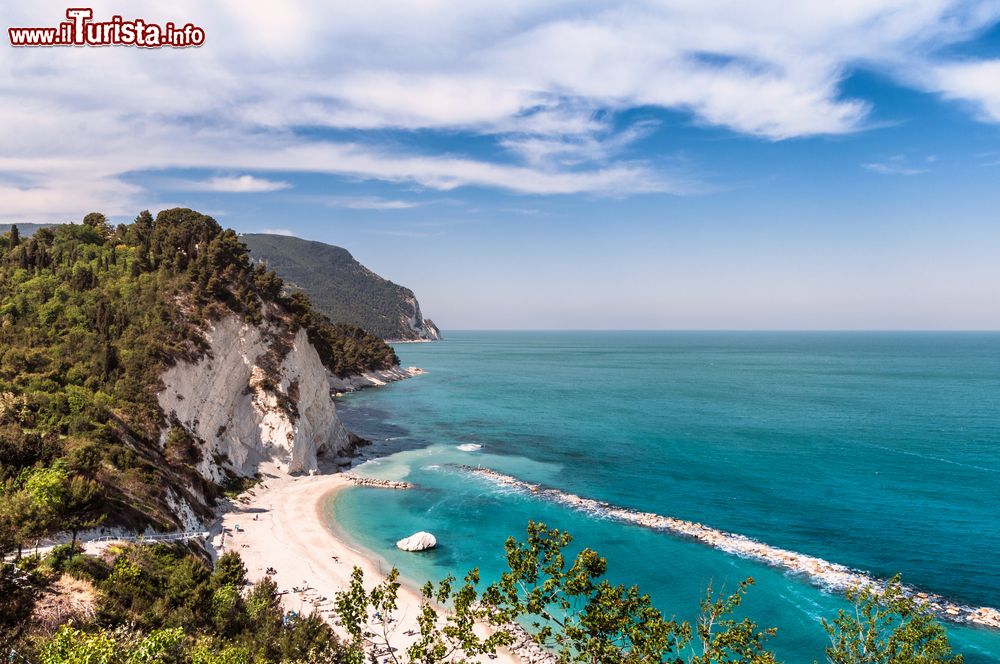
[209,461,524,663]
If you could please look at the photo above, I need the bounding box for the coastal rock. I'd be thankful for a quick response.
[396,531,436,552]
[402,296,441,341]
[158,313,351,480]
[345,475,412,490]
[461,465,1000,631]
[329,365,426,394]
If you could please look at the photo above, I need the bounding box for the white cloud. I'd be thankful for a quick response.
[323,196,422,210]
[928,60,1000,123]
[1,1,1000,217]
[862,155,933,176]
[374,229,445,238]
[182,175,292,193]
[862,163,928,176]
[256,228,296,236]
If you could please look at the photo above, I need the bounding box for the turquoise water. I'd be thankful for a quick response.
[329,332,1000,662]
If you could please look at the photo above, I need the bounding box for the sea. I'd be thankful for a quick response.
[327,331,1000,662]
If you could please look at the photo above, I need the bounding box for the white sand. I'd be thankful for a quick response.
[209,462,522,663]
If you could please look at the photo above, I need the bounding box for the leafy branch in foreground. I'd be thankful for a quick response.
[484,521,691,663]
[693,579,777,664]
[337,521,781,664]
[822,575,963,664]
[335,565,513,664]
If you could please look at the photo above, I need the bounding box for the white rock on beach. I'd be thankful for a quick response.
[396,531,437,551]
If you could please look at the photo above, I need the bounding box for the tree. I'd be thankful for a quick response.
[0,485,40,559]
[0,562,40,655]
[23,463,67,551]
[82,212,112,242]
[9,224,19,248]
[59,475,106,561]
[822,576,962,664]
[336,522,780,664]
[38,624,186,664]
[692,579,777,664]
[336,565,512,664]
[211,552,247,589]
[485,521,694,664]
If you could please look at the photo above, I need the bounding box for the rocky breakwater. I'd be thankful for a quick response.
[458,465,1000,631]
[342,474,412,490]
[502,621,557,664]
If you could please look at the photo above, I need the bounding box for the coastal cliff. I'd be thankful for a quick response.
[401,294,441,341]
[0,209,410,534]
[158,313,352,480]
[241,233,442,341]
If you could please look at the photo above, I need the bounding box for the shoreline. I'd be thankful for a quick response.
[209,461,522,663]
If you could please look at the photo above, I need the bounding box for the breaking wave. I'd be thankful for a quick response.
[458,464,1000,631]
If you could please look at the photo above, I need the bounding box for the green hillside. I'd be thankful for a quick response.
[0,211,396,535]
[242,234,440,341]
[0,223,58,236]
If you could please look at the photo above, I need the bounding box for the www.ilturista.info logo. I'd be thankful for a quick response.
[8,8,205,48]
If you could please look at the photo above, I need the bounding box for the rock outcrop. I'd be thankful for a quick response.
[329,366,425,394]
[158,314,351,481]
[396,531,436,551]
[402,296,441,341]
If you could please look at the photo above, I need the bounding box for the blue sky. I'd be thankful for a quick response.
[3,2,1000,329]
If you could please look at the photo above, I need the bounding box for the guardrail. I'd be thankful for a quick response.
[85,531,211,544]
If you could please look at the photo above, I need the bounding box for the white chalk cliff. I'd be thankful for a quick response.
[402,296,441,341]
[158,314,351,481]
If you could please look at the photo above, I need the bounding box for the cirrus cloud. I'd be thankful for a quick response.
[184,175,292,193]
[1,1,1000,220]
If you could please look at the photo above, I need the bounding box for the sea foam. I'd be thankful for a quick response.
[458,464,1000,631]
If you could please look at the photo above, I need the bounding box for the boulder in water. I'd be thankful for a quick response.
[396,531,436,552]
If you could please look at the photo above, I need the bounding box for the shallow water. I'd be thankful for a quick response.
[330,331,1000,662]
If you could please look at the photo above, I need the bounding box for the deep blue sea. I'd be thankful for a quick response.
[328,332,1000,662]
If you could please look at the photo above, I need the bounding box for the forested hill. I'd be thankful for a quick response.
[242,234,441,341]
[0,210,397,534]
[0,223,56,236]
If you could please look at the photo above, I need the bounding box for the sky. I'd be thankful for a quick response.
[2,1,1000,330]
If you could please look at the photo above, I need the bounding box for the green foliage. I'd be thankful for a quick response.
[335,564,511,664]
[0,208,396,651]
[190,641,251,664]
[282,290,399,376]
[38,624,185,664]
[0,208,400,551]
[0,560,43,651]
[331,524,961,664]
[243,232,437,341]
[24,461,69,511]
[27,545,342,663]
[336,522,789,664]
[211,552,247,589]
[692,579,777,664]
[485,521,692,664]
[822,576,963,664]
